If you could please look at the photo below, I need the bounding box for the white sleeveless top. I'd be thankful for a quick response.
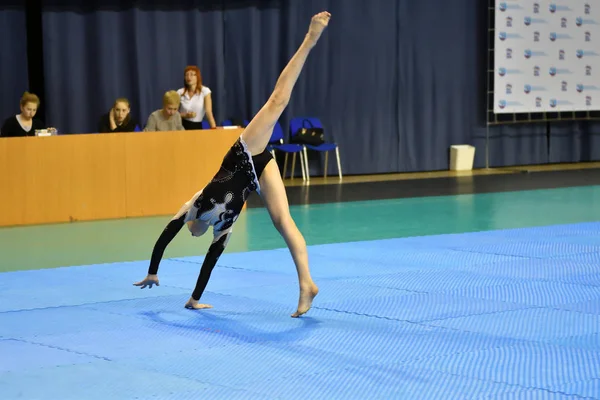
[177,86,212,122]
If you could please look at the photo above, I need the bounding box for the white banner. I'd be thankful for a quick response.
[494,1,599,113]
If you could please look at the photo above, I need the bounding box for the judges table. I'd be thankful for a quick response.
[0,128,244,227]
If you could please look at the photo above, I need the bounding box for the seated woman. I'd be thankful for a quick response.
[177,65,217,130]
[0,92,49,137]
[144,90,185,131]
[97,98,139,133]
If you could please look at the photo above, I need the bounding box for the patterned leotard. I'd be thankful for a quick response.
[184,137,272,239]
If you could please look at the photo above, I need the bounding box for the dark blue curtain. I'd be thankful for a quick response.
[41,0,227,134]
[0,3,29,124]
[222,0,401,175]
[36,0,599,173]
[549,121,600,163]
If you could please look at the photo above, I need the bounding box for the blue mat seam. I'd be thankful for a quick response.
[551,305,600,319]
[313,304,542,325]
[0,293,186,315]
[4,337,112,362]
[449,248,539,259]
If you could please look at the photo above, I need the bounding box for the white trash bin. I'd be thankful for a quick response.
[450,145,476,171]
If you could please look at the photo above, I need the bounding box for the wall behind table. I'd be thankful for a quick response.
[0,3,30,125]
[40,0,227,136]
[32,0,599,174]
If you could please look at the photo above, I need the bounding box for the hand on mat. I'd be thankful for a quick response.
[133,274,159,289]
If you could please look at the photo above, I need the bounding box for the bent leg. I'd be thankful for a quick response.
[259,159,318,317]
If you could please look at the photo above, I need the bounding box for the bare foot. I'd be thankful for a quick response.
[306,11,331,45]
[291,283,319,318]
[184,297,213,310]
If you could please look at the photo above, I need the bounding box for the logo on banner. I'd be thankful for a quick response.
[524,84,531,94]
[506,83,513,94]
[525,16,532,26]
[577,49,584,58]
[559,49,565,60]
[585,3,591,15]
[507,48,513,59]
[534,31,540,42]
[550,32,557,41]
[506,16,513,27]
[585,31,591,41]
[586,65,592,76]
[498,100,506,109]
[499,2,507,12]
[550,98,557,108]
[534,65,540,76]
[576,17,583,26]
[550,4,557,13]
[536,97,542,107]
[550,67,557,76]
[525,49,532,59]
[562,81,568,91]
[499,31,506,41]
[534,3,539,13]
[586,96,592,106]
[577,84,584,93]
[561,17,567,28]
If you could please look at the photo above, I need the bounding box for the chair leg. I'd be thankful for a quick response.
[299,152,306,181]
[303,146,310,181]
[324,151,329,178]
[283,153,289,178]
[291,153,297,180]
[335,147,342,180]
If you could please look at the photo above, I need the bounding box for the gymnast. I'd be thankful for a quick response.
[134,11,330,318]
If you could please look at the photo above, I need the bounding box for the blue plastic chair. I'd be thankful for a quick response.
[289,117,342,179]
[201,120,210,129]
[268,121,307,181]
[220,119,249,127]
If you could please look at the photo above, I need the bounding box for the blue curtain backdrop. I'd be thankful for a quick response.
[37,0,600,174]
[0,3,30,125]
[41,0,227,135]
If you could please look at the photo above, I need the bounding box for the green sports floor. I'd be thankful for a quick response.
[2,168,600,273]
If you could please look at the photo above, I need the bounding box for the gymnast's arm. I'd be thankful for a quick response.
[190,232,231,301]
[133,214,186,288]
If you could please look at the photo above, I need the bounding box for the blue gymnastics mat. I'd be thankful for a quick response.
[1,222,600,399]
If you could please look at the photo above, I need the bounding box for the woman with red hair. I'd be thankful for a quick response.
[177,65,216,130]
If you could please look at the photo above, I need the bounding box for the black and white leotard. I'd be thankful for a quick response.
[184,137,273,239]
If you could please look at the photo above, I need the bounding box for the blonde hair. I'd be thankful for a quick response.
[20,92,40,107]
[114,97,130,108]
[163,90,180,107]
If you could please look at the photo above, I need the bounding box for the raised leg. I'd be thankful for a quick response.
[239,12,331,156]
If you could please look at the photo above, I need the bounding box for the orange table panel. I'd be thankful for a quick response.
[0,128,243,227]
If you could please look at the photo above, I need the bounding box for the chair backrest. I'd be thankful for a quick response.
[221,118,249,127]
[289,117,323,138]
[201,120,210,129]
[269,121,284,144]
